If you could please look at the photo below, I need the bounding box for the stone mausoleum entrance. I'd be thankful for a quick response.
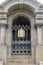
[0,0,43,65]
[12,16,31,55]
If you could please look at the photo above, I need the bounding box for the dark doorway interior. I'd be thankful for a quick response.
[12,16,31,55]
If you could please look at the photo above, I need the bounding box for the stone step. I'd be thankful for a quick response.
[8,55,33,60]
[8,60,35,64]
[7,60,35,65]
[7,55,36,65]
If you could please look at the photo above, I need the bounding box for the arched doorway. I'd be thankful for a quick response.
[12,16,31,55]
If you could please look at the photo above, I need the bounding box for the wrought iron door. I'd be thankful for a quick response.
[12,16,31,55]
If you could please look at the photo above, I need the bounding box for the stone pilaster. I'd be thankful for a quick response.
[35,14,43,65]
[37,26,42,45]
[1,26,6,46]
[0,12,7,65]
[0,13,7,46]
[35,14,43,46]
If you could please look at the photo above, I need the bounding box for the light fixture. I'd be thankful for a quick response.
[18,28,25,37]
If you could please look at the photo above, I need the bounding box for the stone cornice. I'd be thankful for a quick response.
[0,13,7,27]
[35,23,43,26]
[35,14,43,26]
[0,14,7,20]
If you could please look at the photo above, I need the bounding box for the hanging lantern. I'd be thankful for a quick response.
[18,28,25,37]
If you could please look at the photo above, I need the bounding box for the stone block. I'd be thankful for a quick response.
[0,46,7,65]
[36,46,43,65]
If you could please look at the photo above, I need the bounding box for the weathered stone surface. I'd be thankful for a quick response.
[0,0,43,65]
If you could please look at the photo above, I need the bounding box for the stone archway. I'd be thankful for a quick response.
[6,10,37,65]
[6,1,37,61]
[7,8,35,57]
[4,0,39,12]
[0,0,42,65]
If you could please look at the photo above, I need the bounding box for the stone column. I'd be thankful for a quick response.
[1,26,6,46]
[37,26,42,45]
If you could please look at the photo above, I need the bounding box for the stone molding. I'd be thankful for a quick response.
[35,14,43,25]
[2,0,39,7]
[0,0,43,14]
[0,14,7,20]
[0,13,7,26]
[0,0,40,14]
